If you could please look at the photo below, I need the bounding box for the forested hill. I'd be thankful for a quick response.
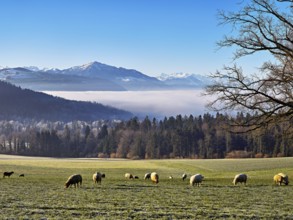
[0,81,132,121]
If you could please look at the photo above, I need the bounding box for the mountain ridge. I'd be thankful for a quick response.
[0,61,209,91]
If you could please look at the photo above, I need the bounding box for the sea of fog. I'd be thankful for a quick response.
[44,90,212,118]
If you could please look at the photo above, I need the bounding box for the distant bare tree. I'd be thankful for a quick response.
[206,0,293,134]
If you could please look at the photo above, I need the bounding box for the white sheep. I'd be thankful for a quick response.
[274,173,289,186]
[151,172,159,184]
[125,173,133,179]
[190,174,204,186]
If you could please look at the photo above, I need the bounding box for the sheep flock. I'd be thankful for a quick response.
[2,171,290,188]
[62,171,290,188]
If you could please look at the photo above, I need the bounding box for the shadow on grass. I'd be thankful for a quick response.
[75,184,158,190]
[114,184,158,189]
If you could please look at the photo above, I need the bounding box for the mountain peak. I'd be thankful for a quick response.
[158,72,192,81]
[77,61,110,71]
[81,61,101,68]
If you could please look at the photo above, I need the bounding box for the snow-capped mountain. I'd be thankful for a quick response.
[23,66,41,72]
[56,61,165,90]
[158,72,192,80]
[158,72,210,88]
[0,61,208,91]
[0,67,125,91]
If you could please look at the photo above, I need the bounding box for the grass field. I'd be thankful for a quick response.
[0,154,293,219]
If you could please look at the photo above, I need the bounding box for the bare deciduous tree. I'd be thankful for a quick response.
[206,0,293,134]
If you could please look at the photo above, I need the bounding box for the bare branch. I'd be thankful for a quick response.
[207,0,293,134]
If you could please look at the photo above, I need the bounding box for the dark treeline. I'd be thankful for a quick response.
[0,113,292,159]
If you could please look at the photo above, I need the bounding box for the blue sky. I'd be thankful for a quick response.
[0,0,267,76]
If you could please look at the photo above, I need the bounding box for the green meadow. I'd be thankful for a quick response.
[0,154,293,219]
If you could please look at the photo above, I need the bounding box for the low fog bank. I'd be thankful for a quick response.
[44,90,212,119]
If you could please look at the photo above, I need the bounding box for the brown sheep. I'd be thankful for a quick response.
[274,173,289,186]
[3,171,14,178]
[125,173,133,179]
[151,172,159,184]
[19,174,25,177]
[65,174,82,188]
[233,173,247,185]
[144,173,151,180]
[93,172,102,184]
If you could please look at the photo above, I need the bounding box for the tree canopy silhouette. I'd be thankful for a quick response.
[206,0,293,135]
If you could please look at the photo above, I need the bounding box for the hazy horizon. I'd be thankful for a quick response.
[44,90,211,119]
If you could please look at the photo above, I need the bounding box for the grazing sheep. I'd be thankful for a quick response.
[125,173,133,179]
[169,175,173,180]
[19,174,25,177]
[190,174,204,186]
[134,175,139,179]
[274,173,289,186]
[144,173,151,180]
[151,172,159,184]
[93,172,102,184]
[233,173,247,185]
[65,174,82,188]
[101,173,106,178]
[3,171,14,178]
[182,173,187,181]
